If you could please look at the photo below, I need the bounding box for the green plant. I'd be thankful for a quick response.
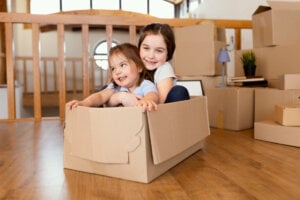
[240,51,256,67]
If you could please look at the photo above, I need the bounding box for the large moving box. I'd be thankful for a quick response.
[254,120,300,147]
[206,87,255,131]
[173,22,226,76]
[64,97,210,183]
[255,88,300,122]
[252,1,300,48]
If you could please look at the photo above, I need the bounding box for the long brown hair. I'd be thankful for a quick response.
[138,23,176,62]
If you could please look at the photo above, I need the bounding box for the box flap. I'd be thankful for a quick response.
[268,0,300,10]
[147,97,210,165]
[253,5,271,15]
[65,106,144,164]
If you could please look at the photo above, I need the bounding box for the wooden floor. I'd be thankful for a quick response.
[1,120,300,200]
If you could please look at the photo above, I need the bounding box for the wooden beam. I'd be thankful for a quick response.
[32,23,42,121]
[5,22,15,121]
[0,0,7,84]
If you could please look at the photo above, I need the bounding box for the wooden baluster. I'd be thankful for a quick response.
[105,25,113,84]
[90,58,95,92]
[53,59,57,91]
[57,24,66,121]
[32,23,42,121]
[82,24,89,98]
[72,60,77,95]
[43,59,48,94]
[235,28,241,50]
[129,25,137,45]
[5,22,15,121]
[23,59,28,94]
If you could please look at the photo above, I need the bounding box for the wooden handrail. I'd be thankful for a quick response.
[0,10,252,122]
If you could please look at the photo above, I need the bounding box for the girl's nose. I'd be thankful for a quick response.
[148,50,155,59]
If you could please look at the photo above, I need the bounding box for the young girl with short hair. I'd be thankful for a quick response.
[66,43,158,112]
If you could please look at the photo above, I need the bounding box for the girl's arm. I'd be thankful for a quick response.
[156,77,174,103]
[107,92,138,107]
[66,88,114,109]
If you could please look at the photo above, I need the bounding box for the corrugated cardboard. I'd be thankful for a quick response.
[64,97,210,183]
[274,104,300,126]
[255,88,300,122]
[235,46,300,80]
[173,23,226,76]
[254,120,300,147]
[252,1,300,48]
[278,74,300,90]
[206,87,255,131]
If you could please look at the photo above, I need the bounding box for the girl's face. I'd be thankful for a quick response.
[139,34,168,71]
[109,53,142,92]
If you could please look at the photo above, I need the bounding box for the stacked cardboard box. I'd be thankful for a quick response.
[206,87,255,131]
[173,22,226,77]
[235,1,300,81]
[254,77,300,147]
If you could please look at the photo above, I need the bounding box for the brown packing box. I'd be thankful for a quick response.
[254,120,300,147]
[274,104,300,126]
[64,97,210,183]
[255,88,300,122]
[277,74,300,90]
[235,46,300,80]
[206,87,255,131]
[252,1,300,48]
[173,22,226,76]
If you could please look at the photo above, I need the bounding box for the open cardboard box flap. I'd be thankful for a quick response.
[147,97,209,164]
[65,97,209,166]
[65,106,144,164]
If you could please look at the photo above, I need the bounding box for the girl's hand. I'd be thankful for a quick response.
[108,92,138,107]
[136,98,158,112]
[66,100,82,110]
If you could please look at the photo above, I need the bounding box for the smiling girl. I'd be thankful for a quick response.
[66,43,158,112]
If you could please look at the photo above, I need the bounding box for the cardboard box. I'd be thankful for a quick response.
[255,88,300,122]
[252,1,300,48]
[173,22,226,76]
[235,46,300,80]
[254,120,300,147]
[277,74,300,90]
[64,97,210,183]
[274,104,300,126]
[206,87,255,131]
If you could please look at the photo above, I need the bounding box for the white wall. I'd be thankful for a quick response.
[193,0,268,20]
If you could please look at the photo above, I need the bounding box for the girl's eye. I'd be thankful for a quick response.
[142,46,149,51]
[156,48,165,53]
[110,67,115,72]
[120,62,127,68]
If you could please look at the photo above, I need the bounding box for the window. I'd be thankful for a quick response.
[30,0,174,18]
[93,41,118,70]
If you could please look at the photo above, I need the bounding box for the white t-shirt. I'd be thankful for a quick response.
[154,62,176,85]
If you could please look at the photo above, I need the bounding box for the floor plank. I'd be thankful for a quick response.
[0,121,300,200]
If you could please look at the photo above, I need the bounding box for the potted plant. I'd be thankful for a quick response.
[240,50,256,76]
